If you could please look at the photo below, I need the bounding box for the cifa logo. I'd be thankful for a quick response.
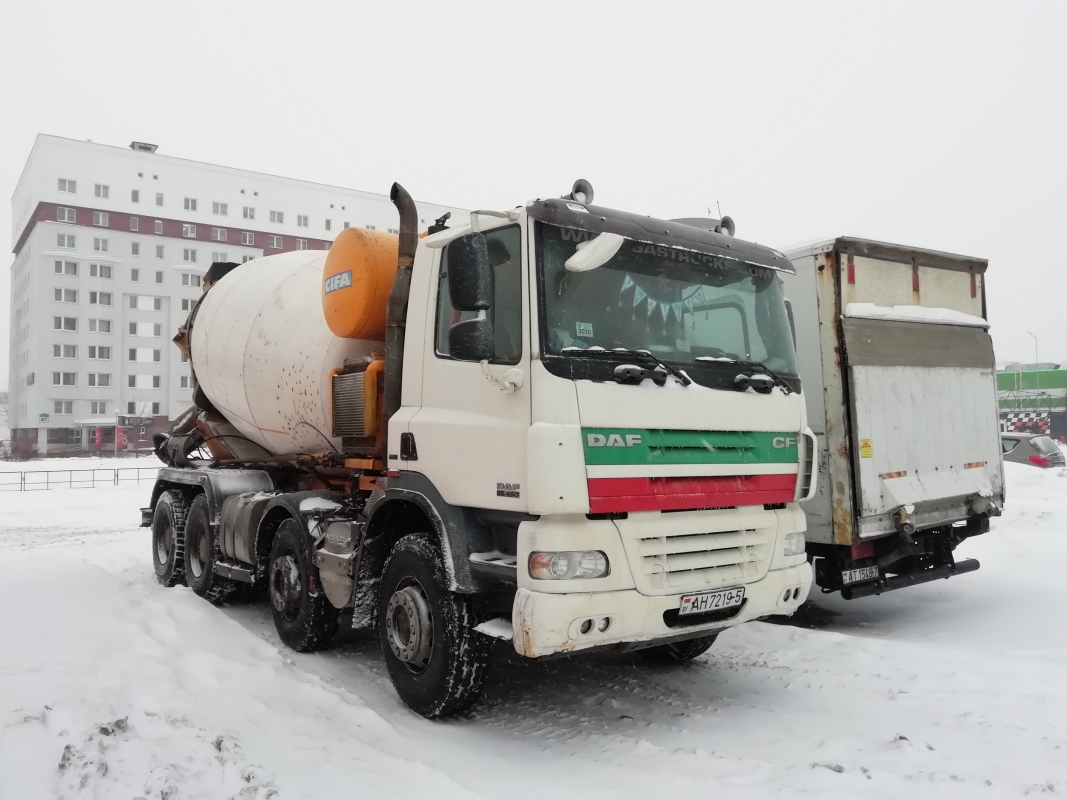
[772,436,797,449]
[587,433,642,447]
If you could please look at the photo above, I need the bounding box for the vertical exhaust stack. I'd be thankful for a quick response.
[385,183,417,428]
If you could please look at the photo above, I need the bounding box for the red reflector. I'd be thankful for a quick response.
[1029,455,1051,468]
[970,272,977,298]
[847,263,855,284]
[912,271,920,292]
[386,469,400,478]
[850,542,875,560]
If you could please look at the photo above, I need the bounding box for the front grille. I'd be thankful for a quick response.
[618,511,776,595]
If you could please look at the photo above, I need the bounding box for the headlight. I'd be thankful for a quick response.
[529,550,609,580]
[782,532,806,557]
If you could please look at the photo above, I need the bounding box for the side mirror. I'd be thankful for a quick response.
[449,318,495,361]
[447,233,492,311]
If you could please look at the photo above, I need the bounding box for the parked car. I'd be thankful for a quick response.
[1001,433,1066,468]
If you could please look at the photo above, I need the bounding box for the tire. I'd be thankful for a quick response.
[641,634,719,664]
[183,494,237,604]
[151,490,188,587]
[269,518,340,652]
[378,534,493,719]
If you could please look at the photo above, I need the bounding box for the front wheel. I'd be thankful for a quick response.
[379,534,493,718]
[269,519,340,652]
[641,634,719,664]
[151,490,188,587]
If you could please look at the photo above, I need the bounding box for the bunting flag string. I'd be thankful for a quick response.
[620,275,635,292]
[633,286,647,307]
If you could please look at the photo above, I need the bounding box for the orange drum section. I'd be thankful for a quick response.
[322,227,398,340]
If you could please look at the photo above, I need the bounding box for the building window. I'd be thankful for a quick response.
[243,206,255,220]
[54,288,78,303]
[156,193,164,206]
[89,264,112,278]
[128,349,137,362]
[297,239,307,250]
[57,207,76,223]
[184,198,197,211]
[131,242,140,256]
[182,224,196,238]
[91,401,107,415]
[212,202,228,215]
[325,219,332,231]
[156,245,164,258]
[129,295,137,309]
[57,233,75,248]
[241,231,254,246]
[88,346,111,360]
[183,248,197,262]
[154,271,163,284]
[154,298,162,311]
[154,220,163,234]
[130,217,139,232]
[323,242,331,250]
[181,274,202,287]
[131,189,140,203]
[131,268,140,282]
[270,210,284,224]
[53,316,77,331]
[153,349,161,362]
[53,344,77,358]
[128,322,137,335]
[89,291,112,305]
[54,260,78,275]
[88,319,112,333]
[297,215,309,227]
[181,298,191,311]
[152,375,161,388]
[58,178,77,193]
[128,374,137,387]
[94,184,109,199]
[92,211,109,227]
[211,227,227,242]
[365,225,376,230]
[211,251,228,263]
[52,372,77,386]
[93,238,109,252]
[54,401,73,415]
[343,222,350,229]
[88,373,111,387]
[152,402,160,415]
[242,255,254,263]
[127,402,136,414]
[268,235,282,249]
[388,228,399,234]
[181,352,189,363]
[180,376,190,389]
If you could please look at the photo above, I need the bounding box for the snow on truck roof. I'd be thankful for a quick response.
[782,236,988,273]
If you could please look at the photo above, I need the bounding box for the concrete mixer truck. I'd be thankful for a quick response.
[142,181,815,717]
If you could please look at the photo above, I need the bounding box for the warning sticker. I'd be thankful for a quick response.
[576,322,593,338]
[860,439,873,458]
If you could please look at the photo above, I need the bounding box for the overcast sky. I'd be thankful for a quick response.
[2,0,1064,390]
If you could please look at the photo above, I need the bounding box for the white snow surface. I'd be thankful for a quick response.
[2,461,1066,798]
[845,302,990,328]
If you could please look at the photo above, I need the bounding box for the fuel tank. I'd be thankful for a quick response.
[189,233,394,456]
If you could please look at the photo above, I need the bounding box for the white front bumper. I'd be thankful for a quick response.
[512,561,813,659]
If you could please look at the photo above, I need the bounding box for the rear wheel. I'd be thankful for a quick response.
[151,490,188,587]
[183,494,236,604]
[379,534,493,718]
[269,519,340,651]
[641,634,719,664]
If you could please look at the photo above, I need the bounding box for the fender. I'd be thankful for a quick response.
[144,467,274,525]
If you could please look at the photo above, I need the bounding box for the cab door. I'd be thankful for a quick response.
[407,220,531,511]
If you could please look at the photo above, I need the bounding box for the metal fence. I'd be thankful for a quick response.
[0,467,159,492]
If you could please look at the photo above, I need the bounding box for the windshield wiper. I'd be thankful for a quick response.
[562,347,691,387]
[711,358,795,395]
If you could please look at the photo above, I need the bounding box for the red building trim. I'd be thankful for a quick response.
[587,473,797,513]
[13,201,334,256]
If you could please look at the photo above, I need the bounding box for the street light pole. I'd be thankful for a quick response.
[1026,331,1039,365]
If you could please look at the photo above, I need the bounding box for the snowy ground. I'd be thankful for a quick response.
[1,461,1064,799]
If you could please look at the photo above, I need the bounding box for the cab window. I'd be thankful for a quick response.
[435,225,522,365]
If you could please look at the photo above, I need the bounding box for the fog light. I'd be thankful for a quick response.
[529,550,609,580]
[597,617,611,632]
[782,532,806,557]
[580,619,593,634]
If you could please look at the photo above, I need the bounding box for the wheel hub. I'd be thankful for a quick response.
[188,526,207,578]
[270,554,302,619]
[385,583,433,670]
[156,524,171,565]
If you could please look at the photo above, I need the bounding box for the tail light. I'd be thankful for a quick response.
[1029,455,1051,468]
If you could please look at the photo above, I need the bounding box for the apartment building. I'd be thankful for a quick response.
[7,134,465,456]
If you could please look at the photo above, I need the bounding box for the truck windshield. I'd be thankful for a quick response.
[536,223,798,376]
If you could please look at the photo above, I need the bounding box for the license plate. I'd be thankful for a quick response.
[679,587,745,616]
[842,566,880,585]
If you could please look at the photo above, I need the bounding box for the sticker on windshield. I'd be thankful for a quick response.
[576,322,593,338]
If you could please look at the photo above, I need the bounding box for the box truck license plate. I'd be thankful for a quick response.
[679,587,745,616]
[842,566,880,585]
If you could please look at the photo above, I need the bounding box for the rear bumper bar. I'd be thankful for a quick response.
[841,558,980,600]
